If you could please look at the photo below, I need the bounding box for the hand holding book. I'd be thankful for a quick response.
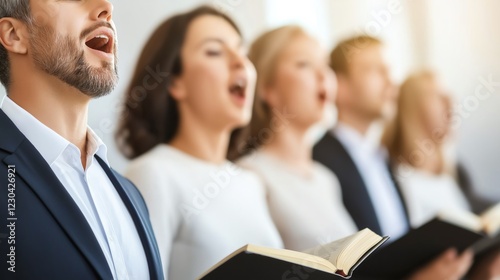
[355,202,500,279]
[407,248,473,280]
[468,248,500,280]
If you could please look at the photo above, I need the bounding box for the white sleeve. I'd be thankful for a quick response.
[125,159,181,280]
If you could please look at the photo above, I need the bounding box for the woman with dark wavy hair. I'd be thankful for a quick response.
[116,6,282,280]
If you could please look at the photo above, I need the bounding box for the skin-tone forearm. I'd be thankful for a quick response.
[407,248,473,280]
[468,250,500,280]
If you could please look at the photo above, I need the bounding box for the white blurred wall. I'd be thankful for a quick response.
[1,0,499,200]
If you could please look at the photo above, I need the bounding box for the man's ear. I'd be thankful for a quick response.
[0,18,29,55]
[168,76,187,101]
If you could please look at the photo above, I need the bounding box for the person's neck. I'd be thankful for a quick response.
[337,110,374,136]
[419,153,444,174]
[9,71,91,169]
[405,135,445,175]
[169,113,230,165]
[261,123,313,176]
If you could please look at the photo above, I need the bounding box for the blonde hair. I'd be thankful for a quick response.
[330,35,382,76]
[383,70,448,171]
[228,25,308,160]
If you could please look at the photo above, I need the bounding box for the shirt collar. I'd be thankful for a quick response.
[0,95,109,166]
[333,122,386,158]
[87,126,110,166]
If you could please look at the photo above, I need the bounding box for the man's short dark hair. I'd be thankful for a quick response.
[0,0,31,89]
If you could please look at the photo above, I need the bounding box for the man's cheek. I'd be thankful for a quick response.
[369,80,387,102]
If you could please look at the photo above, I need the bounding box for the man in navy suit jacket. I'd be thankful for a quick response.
[0,1,163,279]
[313,35,475,280]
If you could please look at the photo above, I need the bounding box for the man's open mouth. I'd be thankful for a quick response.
[85,27,114,55]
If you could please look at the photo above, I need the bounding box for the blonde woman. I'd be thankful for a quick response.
[383,70,493,227]
[230,31,478,280]
[230,26,357,251]
[383,70,500,279]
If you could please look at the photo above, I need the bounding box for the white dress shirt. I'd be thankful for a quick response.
[334,122,408,240]
[1,96,149,280]
[125,145,283,280]
[239,151,358,251]
[396,164,471,228]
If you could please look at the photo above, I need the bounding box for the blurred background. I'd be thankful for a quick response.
[2,0,499,200]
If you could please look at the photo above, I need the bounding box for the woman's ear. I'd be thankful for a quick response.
[168,76,187,101]
[0,18,29,55]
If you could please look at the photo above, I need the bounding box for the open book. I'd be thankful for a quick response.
[439,203,500,237]
[355,203,500,279]
[198,228,388,280]
[442,203,500,256]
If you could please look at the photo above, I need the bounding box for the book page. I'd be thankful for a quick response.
[337,232,384,272]
[245,244,338,274]
[198,245,338,279]
[302,232,361,264]
[481,203,500,235]
[438,209,482,232]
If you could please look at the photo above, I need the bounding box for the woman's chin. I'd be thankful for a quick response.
[230,108,252,124]
[236,116,251,128]
[224,114,251,131]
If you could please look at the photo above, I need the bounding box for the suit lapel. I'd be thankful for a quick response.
[95,156,162,280]
[386,161,411,230]
[2,140,113,279]
[324,134,384,234]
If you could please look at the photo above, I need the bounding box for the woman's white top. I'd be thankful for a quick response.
[396,164,471,228]
[125,145,283,280]
[238,151,358,251]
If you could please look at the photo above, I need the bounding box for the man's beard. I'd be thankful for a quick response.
[29,22,118,98]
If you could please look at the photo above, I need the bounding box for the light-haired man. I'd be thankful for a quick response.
[313,35,474,280]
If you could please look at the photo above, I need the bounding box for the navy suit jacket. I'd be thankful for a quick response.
[313,131,410,235]
[0,109,163,280]
[313,131,493,237]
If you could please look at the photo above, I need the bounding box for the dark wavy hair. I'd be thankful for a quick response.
[116,5,241,159]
